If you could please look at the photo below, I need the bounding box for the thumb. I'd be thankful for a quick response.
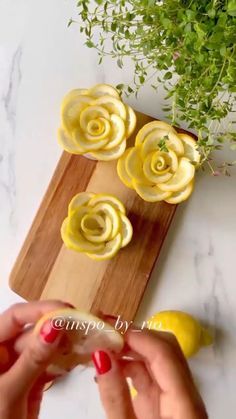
[3,320,62,397]
[92,350,136,419]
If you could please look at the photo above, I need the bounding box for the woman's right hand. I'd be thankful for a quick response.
[92,327,208,419]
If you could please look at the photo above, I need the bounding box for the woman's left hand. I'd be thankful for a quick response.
[0,300,69,419]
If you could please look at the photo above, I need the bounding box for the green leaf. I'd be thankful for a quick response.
[85,40,94,48]
[117,58,123,69]
[227,0,236,16]
[164,71,172,80]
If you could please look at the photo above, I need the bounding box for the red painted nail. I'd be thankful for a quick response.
[103,314,118,321]
[40,321,60,344]
[63,302,75,308]
[92,351,112,375]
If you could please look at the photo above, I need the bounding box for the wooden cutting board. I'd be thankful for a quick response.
[9,110,191,321]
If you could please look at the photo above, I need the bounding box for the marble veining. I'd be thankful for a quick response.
[0,1,236,418]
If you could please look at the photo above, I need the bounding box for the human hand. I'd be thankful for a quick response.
[92,326,208,419]
[0,300,70,419]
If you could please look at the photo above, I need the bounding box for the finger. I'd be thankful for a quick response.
[0,300,72,342]
[92,350,136,419]
[125,328,194,394]
[120,360,154,393]
[1,319,63,398]
[121,360,160,419]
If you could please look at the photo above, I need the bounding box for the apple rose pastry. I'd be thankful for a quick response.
[58,84,136,161]
[117,121,200,204]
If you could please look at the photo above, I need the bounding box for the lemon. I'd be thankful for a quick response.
[61,89,89,108]
[133,181,172,202]
[87,233,122,261]
[90,140,127,161]
[88,193,126,214]
[81,213,112,243]
[91,202,121,239]
[61,95,92,133]
[58,128,84,154]
[88,83,120,99]
[165,181,194,204]
[147,311,213,358]
[68,192,95,215]
[125,105,137,137]
[92,95,127,120]
[103,114,125,150]
[80,105,110,132]
[141,129,184,159]
[34,308,124,374]
[143,151,173,184]
[178,133,201,164]
[117,149,134,189]
[73,127,109,152]
[135,120,178,146]
[125,147,151,185]
[61,218,105,253]
[62,192,133,260]
[120,213,133,248]
[158,158,195,192]
[85,118,111,141]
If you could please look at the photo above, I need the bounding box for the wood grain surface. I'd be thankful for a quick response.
[9,111,182,321]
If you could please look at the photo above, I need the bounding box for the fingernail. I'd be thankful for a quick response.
[40,321,61,344]
[63,302,75,308]
[92,350,112,375]
[103,314,118,320]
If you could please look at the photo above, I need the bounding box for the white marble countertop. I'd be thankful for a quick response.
[1,1,236,418]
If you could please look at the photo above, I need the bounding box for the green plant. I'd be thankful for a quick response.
[71,0,236,174]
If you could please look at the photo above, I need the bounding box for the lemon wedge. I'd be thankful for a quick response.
[35,308,124,374]
[69,192,95,215]
[165,181,194,204]
[88,194,126,214]
[88,83,120,99]
[125,105,137,137]
[120,214,133,248]
[178,133,201,164]
[90,140,126,161]
[103,114,125,150]
[135,120,177,145]
[92,96,127,120]
[133,181,172,202]
[158,157,195,192]
[86,233,122,261]
[117,149,134,189]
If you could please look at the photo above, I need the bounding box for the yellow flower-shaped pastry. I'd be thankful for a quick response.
[58,84,136,161]
[61,192,133,260]
[117,121,200,204]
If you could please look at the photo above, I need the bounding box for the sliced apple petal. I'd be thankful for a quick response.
[125,105,137,138]
[178,133,201,164]
[69,192,95,215]
[58,128,84,154]
[125,147,150,185]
